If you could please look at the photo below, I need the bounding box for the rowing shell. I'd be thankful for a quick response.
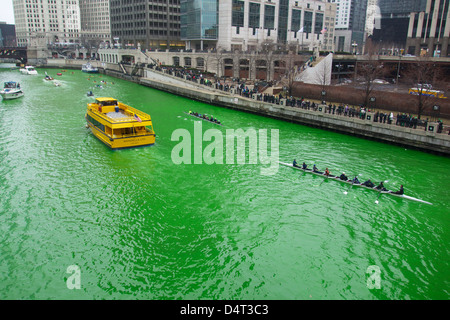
[184,112,223,126]
[279,161,433,205]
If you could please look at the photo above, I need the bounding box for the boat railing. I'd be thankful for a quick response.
[89,103,151,123]
[119,103,151,121]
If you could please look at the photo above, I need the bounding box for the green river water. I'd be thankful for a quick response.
[0,65,449,300]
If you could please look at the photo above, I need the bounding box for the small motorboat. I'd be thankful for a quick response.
[1,81,24,100]
[20,66,38,75]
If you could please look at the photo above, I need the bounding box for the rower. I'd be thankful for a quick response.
[324,168,330,176]
[392,185,404,195]
[339,172,348,181]
[352,176,360,184]
[189,110,192,114]
[302,162,307,170]
[313,164,318,172]
[376,182,387,191]
[362,179,375,188]
[293,159,298,167]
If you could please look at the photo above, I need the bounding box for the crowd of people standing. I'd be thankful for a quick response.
[149,64,448,134]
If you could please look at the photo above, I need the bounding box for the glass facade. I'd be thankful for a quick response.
[303,11,313,33]
[314,13,324,34]
[181,0,218,40]
[248,2,261,29]
[264,5,275,30]
[378,0,427,16]
[277,0,289,42]
[291,9,302,32]
[232,0,245,27]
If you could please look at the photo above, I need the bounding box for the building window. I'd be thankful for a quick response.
[232,0,244,27]
[291,9,301,32]
[264,5,275,30]
[303,11,313,33]
[248,2,260,29]
[314,13,324,34]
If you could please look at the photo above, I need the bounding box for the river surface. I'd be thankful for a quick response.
[0,65,449,300]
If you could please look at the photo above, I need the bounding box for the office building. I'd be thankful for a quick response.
[332,0,368,53]
[79,0,111,47]
[109,0,184,50]
[406,0,450,57]
[180,0,218,51]
[217,0,336,52]
[372,0,427,50]
[0,22,17,47]
[13,0,81,47]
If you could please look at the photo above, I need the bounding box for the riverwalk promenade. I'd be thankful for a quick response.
[137,67,450,156]
[43,59,450,155]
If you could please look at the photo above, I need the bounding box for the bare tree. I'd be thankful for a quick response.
[357,39,386,107]
[213,47,226,80]
[404,57,442,119]
[279,44,303,96]
[259,40,276,81]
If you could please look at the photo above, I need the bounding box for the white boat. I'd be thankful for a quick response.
[19,66,38,75]
[81,63,99,73]
[279,161,433,205]
[0,81,24,100]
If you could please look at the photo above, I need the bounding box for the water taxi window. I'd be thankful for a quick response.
[105,100,118,106]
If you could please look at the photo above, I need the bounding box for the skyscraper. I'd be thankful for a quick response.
[406,0,450,57]
[109,0,184,50]
[333,0,368,53]
[372,0,428,49]
[79,0,111,47]
[13,0,81,47]
[180,0,218,51]
[217,0,336,52]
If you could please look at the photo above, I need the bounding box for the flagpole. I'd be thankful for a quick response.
[302,31,304,51]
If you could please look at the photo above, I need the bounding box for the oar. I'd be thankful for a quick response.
[375,191,382,204]
[344,174,361,195]
[319,175,328,186]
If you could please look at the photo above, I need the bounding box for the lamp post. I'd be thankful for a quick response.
[336,63,343,84]
[352,41,358,55]
[396,54,402,87]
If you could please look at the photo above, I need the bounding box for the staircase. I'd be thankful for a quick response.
[118,63,127,75]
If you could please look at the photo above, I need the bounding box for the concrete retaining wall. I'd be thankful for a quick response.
[140,76,450,156]
[39,58,450,155]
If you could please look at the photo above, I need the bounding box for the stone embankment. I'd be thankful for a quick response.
[140,68,450,156]
[42,59,450,156]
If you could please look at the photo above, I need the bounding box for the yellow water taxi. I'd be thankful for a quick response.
[86,97,155,149]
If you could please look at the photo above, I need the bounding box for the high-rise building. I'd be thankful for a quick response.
[216,0,336,52]
[79,0,111,47]
[372,0,428,49]
[180,0,218,51]
[109,0,184,50]
[365,0,380,37]
[13,0,81,47]
[0,22,17,47]
[333,0,368,53]
[406,0,450,57]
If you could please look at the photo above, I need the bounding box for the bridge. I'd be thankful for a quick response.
[0,47,27,64]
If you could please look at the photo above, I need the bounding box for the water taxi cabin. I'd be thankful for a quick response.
[86,97,155,149]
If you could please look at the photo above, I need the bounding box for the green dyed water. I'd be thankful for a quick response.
[0,65,449,300]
